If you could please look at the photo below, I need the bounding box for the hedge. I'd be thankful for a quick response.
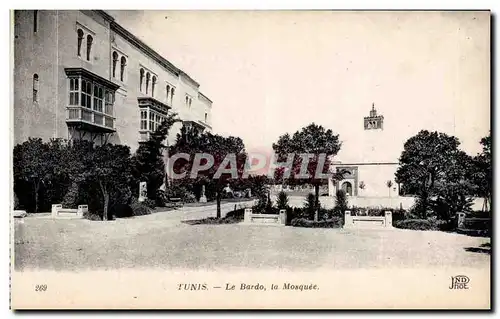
[290,217,343,228]
[393,218,452,231]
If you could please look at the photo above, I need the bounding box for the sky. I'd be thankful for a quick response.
[109,10,490,159]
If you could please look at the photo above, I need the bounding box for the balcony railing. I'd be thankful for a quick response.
[67,106,115,132]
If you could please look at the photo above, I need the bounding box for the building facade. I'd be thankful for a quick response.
[13,10,212,150]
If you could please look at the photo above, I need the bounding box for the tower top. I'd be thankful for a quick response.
[364,102,384,130]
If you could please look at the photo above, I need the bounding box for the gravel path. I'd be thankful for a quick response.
[14,202,490,271]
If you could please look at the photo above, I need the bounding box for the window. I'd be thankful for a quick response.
[112,52,118,78]
[77,29,84,56]
[120,57,126,82]
[145,72,150,94]
[204,113,208,122]
[139,68,144,92]
[185,96,189,106]
[86,35,93,61]
[33,10,38,33]
[32,74,39,103]
[189,98,192,108]
[166,85,170,102]
[93,84,104,113]
[81,79,92,108]
[69,78,79,105]
[140,110,148,130]
[170,87,175,105]
[105,90,114,115]
[151,76,156,97]
[149,111,154,130]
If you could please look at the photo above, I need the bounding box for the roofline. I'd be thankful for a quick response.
[95,10,201,86]
[198,92,213,104]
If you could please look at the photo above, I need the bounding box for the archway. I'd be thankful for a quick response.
[341,181,353,196]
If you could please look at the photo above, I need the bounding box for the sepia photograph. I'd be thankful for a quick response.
[10,9,491,309]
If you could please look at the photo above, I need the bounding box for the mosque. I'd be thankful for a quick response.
[328,103,402,200]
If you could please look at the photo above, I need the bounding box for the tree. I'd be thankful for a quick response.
[272,123,344,221]
[471,131,491,212]
[78,143,133,221]
[13,138,66,213]
[131,113,180,203]
[386,180,393,197]
[395,130,475,219]
[170,129,247,218]
[276,190,289,210]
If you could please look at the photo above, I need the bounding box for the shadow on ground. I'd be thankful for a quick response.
[464,243,491,255]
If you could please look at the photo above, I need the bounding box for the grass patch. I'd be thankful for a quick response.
[182,208,245,225]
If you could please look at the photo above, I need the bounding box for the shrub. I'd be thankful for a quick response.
[334,189,348,213]
[143,198,156,209]
[290,217,343,228]
[393,218,450,231]
[83,211,104,221]
[110,203,134,218]
[276,191,289,210]
[130,200,152,216]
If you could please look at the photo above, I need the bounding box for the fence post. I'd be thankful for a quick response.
[344,210,352,228]
[384,210,393,227]
[456,212,466,229]
[279,209,287,225]
[244,208,252,223]
[51,204,62,218]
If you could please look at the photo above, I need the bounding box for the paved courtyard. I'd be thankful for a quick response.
[14,203,490,271]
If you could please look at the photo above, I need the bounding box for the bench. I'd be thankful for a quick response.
[344,210,393,229]
[166,197,183,208]
[51,204,88,219]
[243,208,287,226]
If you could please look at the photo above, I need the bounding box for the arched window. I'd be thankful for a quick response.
[204,113,208,122]
[120,56,126,82]
[112,51,118,78]
[86,34,93,61]
[189,98,192,108]
[33,10,38,33]
[145,72,150,94]
[166,85,170,102]
[139,68,144,92]
[151,76,157,97]
[32,74,39,103]
[341,181,353,196]
[77,29,84,56]
[170,87,175,104]
[185,96,189,106]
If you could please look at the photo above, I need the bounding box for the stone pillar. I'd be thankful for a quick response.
[244,208,253,223]
[344,210,353,228]
[199,185,207,203]
[384,210,393,227]
[77,205,88,218]
[139,182,147,202]
[51,204,62,218]
[457,212,466,229]
[279,209,287,225]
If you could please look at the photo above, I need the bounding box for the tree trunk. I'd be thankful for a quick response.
[99,181,109,221]
[314,184,320,222]
[33,180,40,213]
[216,191,221,219]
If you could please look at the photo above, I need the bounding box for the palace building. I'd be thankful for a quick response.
[13,10,212,149]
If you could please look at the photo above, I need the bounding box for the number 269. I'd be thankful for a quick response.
[35,284,47,292]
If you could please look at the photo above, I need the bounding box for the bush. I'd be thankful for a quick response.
[393,218,450,231]
[334,189,348,213]
[276,191,289,209]
[110,203,134,218]
[83,211,105,221]
[143,198,156,209]
[290,217,343,228]
[130,200,152,216]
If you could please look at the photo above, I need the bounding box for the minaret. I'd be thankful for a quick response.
[364,103,384,130]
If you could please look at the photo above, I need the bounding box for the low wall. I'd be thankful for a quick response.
[343,210,393,229]
[243,208,286,226]
[274,195,485,211]
[51,204,88,219]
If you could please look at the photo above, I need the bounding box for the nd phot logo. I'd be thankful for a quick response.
[449,275,470,290]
